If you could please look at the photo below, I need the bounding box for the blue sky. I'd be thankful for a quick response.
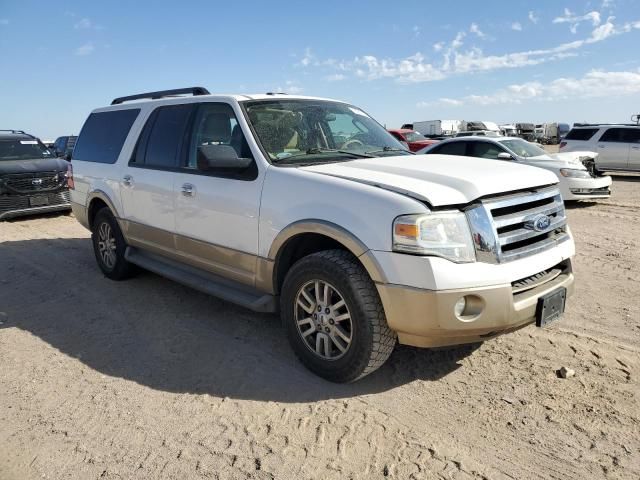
[1,0,640,139]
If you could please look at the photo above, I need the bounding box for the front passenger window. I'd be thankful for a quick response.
[469,142,505,159]
[187,103,252,168]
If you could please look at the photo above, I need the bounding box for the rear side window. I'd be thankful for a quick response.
[133,104,193,168]
[564,128,598,141]
[428,141,467,156]
[73,109,140,163]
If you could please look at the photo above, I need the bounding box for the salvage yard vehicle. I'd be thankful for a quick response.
[69,87,575,382]
[560,123,640,173]
[52,135,77,159]
[0,129,71,220]
[387,128,438,152]
[419,136,611,201]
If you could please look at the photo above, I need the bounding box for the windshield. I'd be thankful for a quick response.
[0,139,53,161]
[243,100,408,163]
[403,131,426,142]
[500,139,548,158]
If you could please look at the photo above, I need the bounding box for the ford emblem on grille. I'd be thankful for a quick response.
[32,178,44,186]
[525,214,551,232]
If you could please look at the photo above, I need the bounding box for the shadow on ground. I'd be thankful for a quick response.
[0,237,479,402]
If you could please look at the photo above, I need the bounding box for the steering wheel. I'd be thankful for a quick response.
[341,138,364,150]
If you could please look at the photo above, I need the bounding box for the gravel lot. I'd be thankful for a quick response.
[1,175,639,480]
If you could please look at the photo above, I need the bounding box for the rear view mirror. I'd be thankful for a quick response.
[497,152,513,160]
[197,145,253,171]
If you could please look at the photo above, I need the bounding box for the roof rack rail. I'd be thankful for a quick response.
[573,122,639,127]
[0,129,27,134]
[111,87,210,105]
[265,92,287,95]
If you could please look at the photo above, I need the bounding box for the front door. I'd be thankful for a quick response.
[623,128,640,170]
[173,102,265,287]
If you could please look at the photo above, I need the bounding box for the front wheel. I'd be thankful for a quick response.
[281,250,396,382]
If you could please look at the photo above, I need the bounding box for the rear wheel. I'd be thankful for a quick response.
[281,250,396,382]
[91,208,136,280]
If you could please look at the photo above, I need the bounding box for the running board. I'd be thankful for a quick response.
[124,247,277,313]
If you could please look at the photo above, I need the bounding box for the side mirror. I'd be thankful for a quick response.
[497,152,514,160]
[64,153,72,161]
[197,145,253,171]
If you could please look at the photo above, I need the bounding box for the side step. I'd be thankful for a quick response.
[124,247,277,313]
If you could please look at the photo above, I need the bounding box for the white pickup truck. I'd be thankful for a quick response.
[69,88,575,382]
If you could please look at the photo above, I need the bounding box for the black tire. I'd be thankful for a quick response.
[91,207,136,280]
[281,250,396,383]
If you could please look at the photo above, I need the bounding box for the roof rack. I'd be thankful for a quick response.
[111,87,210,105]
[265,92,287,95]
[573,123,640,127]
[0,129,27,134]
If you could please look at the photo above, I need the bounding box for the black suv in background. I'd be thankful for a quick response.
[0,130,71,220]
[52,135,77,158]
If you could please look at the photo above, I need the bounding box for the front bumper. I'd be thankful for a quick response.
[561,175,612,200]
[0,190,71,220]
[375,259,574,348]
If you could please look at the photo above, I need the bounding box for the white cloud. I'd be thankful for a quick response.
[0,18,8,25]
[413,25,420,38]
[298,15,639,85]
[275,80,303,94]
[301,47,316,66]
[74,43,95,56]
[469,23,486,38]
[326,73,346,82]
[423,69,640,107]
[511,22,522,31]
[553,9,601,34]
[528,11,539,24]
[73,17,103,30]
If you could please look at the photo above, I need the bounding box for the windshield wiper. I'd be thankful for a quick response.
[272,148,374,164]
[364,146,414,155]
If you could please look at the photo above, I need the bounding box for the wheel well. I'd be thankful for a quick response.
[274,233,353,294]
[87,198,109,228]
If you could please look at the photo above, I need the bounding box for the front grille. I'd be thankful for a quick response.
[3,171,66,193]
[466,186,570,263]
[0,190,70,214]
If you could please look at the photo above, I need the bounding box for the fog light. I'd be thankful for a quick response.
[454,297,467,317]
[453,295,485,322]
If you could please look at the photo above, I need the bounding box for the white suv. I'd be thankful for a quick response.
[560,124,640,173]
[69,87,575,382]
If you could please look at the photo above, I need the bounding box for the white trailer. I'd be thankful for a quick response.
[412,120,461,137]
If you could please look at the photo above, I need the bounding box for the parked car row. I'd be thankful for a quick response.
[405,119,571,144]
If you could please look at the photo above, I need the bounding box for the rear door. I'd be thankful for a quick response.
[623,128,640,171]
[120,103,194,255]
[596,128,629,170]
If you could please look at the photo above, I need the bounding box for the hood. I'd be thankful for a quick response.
[552,150,598,164]
[0,157,69,176]
[301,154,558,206]
[526,151,595,169]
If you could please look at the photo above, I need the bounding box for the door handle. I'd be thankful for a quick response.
[181,183,195,196]
[632,146,640,150]
[122,175,133,186]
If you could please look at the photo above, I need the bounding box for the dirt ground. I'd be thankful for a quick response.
[1,176,639,480]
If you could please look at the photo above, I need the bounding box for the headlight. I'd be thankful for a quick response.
[393,212,476,263]
[559,168,592,179]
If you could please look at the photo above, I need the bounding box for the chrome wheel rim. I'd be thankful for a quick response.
[295,280,353,360]
[97,222,117,270]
